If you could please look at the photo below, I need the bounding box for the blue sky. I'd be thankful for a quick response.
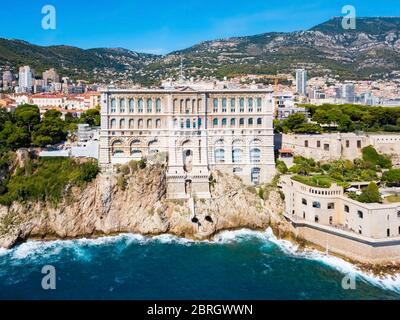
[1,0,399,54]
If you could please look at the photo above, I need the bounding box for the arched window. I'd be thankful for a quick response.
[131,139,141,145]
[110,118,116,129]
[198,118,202,128]
[215,148,225,163]
[239,118,244,127]
[230,118,236,127]
[138,119,143,129]
[233,167,242,175]
[222,118,227,127]
[147,119,152,128]
[129,99,134,112]
[138,99,144,113]
[173,118,178,128]
[250,148,261,163]
[111,99,117,113]
[112,140,124,155]
[156,119,161,128]
[248,118,254,126]
[120,119,125,129]
[186,118,191,129]
[120,98,126,112]
[156,99,162,113]
[147,99,153,113]
[213,118,218,128]
[129,119,134,129]
[257,118,262,125]
[232,148,243,163]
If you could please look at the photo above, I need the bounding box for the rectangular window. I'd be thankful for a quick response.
[213,98,218,113]
[387,229,391,237]
[344,205,350,213]
[317,141,321,148]
[324,144,330,151]
[222,98,227,112]
[328,203,335,209]
[358,210,364,219]
[357,140,361,148]
[305,140,309,147]
[312,201,321,209]
[302,198,307,205]
[346,140,350,148]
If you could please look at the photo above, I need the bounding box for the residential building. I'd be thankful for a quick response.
[18,66,33,93]
[43,68,60,86]
[295,69,307,96]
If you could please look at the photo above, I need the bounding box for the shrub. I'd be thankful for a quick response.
[357,182,382,204]
[276,160,288,174]
[0,157,100,207]
[362,146,392,169]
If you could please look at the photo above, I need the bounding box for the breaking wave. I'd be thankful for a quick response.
[1,228,400,294]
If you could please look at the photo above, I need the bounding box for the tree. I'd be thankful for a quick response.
[80,108,100,127]
[382,169,400,186]
[0,109,11,131]
[362,146,392,169]
[286,113,306,130]
[357,182,382,203]
[293,123,323,134]
[14,104,40,132]
[338,114,354,132]
[276,160,288,174]
[0,121,30,149]
[32,110,67,147]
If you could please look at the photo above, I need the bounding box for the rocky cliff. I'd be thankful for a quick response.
[0,162,270,249]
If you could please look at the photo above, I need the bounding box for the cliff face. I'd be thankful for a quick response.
[0,163,270,249]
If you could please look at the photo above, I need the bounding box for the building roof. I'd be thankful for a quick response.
[279,148,294,153]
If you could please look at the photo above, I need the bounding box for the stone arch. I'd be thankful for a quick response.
[111,139,125,155]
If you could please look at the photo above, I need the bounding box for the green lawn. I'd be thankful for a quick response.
[385,195,400,203]
[292,175,334,188]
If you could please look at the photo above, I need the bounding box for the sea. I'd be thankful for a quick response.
[0,228,399,300]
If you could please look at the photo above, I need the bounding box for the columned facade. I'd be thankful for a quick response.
[99,87,275,199]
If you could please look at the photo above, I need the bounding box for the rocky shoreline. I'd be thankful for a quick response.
[0,160,399,276]
[0,163,269,249]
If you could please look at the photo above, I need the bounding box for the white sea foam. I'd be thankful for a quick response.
[262,227,400,294]
[3,228,400,293]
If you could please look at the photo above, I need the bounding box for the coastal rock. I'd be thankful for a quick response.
[0,164,270,248]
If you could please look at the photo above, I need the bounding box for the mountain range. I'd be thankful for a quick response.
[1,17,400,85]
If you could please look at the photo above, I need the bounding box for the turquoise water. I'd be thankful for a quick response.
[0,229,399,300]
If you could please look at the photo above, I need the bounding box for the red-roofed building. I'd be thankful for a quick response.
[32,94,65,108]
